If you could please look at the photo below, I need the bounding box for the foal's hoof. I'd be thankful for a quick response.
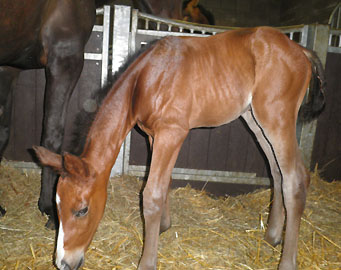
[264,233,282,247]
[160,220,171,234]
[0,205,6,217]
[45,216,57,230]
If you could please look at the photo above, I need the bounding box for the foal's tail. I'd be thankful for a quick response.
[298,49,326,122]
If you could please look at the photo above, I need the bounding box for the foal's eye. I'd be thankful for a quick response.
[74,206,89,217]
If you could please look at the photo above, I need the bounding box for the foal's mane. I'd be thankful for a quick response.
[69,40,159,155]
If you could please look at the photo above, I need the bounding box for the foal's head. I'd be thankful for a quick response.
[34,146,107,270]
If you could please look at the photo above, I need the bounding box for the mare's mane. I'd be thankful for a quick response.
[70,39,160,155]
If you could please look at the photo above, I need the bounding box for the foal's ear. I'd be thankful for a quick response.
[33,146,63,172]
[63,153,90,178]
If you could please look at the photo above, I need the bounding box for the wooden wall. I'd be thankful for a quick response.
[280,0,339,26]
[311,52,341,181]
[130,120,269,177]
[199,0,280,26]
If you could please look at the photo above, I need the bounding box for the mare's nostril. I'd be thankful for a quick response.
[60,260,71,270]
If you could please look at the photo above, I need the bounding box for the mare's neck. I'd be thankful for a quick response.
[82,74,137,176]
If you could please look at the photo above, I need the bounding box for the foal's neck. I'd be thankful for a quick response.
[82,74,137,176]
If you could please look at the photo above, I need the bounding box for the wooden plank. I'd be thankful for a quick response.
[175,131,190,168]
[187,128,211,170]
[129,127,150,166]
[224,119,249,172]
[206,125,230,171]
[4,70,43,161]
[242,121,268,177]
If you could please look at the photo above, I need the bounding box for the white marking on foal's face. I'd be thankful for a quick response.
[55,194,65,269]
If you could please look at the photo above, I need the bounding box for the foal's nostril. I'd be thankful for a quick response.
[76,257,84,269]
[60,260,71,270]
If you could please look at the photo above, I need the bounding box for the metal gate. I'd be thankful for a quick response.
[5,5,339,184]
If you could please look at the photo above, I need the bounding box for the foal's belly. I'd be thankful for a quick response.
[188,86,252,129]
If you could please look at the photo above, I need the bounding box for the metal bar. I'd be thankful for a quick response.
[93,25,103,32]
[112,5,131,73]
[111,5,132,176]
[84,53,102,60]
[96,7,104,15]
[130,9,139,54]
[300,25,309,47]
[137,29,211,37]
[101,5,110,87]
[137,11,236,34]
[123,132,131,175]
[128,165,270,186]
[328,46,341,53]
[329,29,341,35]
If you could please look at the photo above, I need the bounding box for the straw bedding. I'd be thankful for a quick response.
[0,164,340,269]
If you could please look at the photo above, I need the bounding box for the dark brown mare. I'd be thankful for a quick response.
[0,0,101,223]
[34,26,326,270]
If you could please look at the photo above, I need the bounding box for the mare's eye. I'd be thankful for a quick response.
[74,206,88,217]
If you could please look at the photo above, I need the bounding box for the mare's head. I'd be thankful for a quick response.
[33,146,107,270]
[182,0,215,25]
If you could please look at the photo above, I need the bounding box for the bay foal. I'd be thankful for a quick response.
[34,27,325,270]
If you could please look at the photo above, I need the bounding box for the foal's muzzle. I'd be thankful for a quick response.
[57,254,84,270]
[59,257,84,270]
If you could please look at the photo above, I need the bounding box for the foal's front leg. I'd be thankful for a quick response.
[139,128,187,270]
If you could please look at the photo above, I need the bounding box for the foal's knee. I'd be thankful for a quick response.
[143,189,163,219]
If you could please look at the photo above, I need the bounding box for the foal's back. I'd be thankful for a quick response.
[133,27,310,132]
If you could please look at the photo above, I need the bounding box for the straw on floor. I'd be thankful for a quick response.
[0,164,340,269]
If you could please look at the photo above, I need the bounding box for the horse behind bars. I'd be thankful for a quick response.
[34,27,325,270]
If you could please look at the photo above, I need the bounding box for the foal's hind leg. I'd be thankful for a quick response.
[250,104,309,270]
[139,128,188,270]
[241,109,284,246]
